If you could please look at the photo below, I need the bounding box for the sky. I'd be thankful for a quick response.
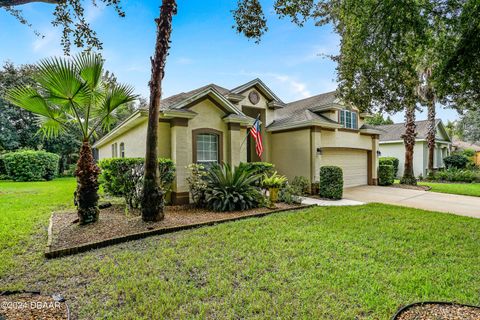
[0,0,459,123]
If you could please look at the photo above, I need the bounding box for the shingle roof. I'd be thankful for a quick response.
[267,91,339,129]
[139,84,231,111]
[275,91,337,118]
[452,139,480,151]
[376,119,442,141]
[268,109,338,129]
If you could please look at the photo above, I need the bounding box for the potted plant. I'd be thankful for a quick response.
[262,171,287,203]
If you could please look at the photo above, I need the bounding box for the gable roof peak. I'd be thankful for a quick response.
[230,78,284,104]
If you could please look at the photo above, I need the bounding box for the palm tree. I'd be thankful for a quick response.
[400,104,418,185]
[6,53,137,224]
[141,0,177,222]
[417,66,436,177]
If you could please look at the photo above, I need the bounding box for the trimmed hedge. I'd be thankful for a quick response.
[378,164,394,186]
[1,150,59,181]
[319,166,343,200]
[240,162,275,176]
[443,154,469,169]
[98,158,175,208]
[380,157,399,177]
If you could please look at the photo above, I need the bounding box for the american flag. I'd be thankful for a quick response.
[250,117,263,159]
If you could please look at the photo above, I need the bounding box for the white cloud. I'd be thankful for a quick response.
[270,74,311,98]
[234,71,311,100]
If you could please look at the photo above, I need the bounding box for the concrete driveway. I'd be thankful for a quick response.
[344,185,480,218]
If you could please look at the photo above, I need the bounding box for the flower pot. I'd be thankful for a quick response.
[269,187,279,202]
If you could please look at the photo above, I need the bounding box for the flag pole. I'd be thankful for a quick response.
[240,113,261,149]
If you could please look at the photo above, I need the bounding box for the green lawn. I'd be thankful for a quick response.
[1,179,479,319]
[418,181,480,197]
[0,178,75,276]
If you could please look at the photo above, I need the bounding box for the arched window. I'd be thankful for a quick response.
[111,143,118,157]
[120,143,125,158]
[193,129,223,166]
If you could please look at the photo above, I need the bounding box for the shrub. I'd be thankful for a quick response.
[1,150,59,181]
[0,156,8,180]
[98,158,175,208]
[380,157,399,177]
[319,166,343,200]
[378,164,394,186]
[462,149,476,158]
[240,162,275,176]
[431,168,479,183]
[186,164,208,207]
[443,154,469,169]
[291,176,310,195]
[204,163,264,212]
[279,183,303,205]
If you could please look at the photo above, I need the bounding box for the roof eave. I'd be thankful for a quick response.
[267,101,286,109]
[267,120,341,132]
[360,128,384,135]
[161,109,197,119]
[170,87,245,116]
[223,115,256,125]
[93,110,147,148]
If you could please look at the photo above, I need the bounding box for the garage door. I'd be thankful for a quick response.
[321,148,368,187]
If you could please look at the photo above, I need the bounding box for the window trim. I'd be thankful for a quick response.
[339,110,358,130]
[119,142,125,158]
[192,128,223,164]
[111,143,118,157]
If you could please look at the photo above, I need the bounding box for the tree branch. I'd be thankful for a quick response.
[0,0,60,7]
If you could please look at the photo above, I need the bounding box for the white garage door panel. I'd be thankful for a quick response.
[321,149,368,187]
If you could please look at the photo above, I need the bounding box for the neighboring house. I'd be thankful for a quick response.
[376,119,452,178]
[93,78,382,204]
[452,139,480,165]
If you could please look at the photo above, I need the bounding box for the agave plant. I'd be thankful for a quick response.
[204,163,263,212]
[6,53,137,224]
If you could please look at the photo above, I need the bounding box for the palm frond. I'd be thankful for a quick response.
[35,56,91,111]
[36,114,67,138]
[90,83,137,133]
[74,52,104,90]
[5,86,53,117]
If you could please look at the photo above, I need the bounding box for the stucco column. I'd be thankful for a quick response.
[311,127,322,185]
[170,120,190,204]
[227,123,242,167]
[239,127,248,163]
[371,135,379,185]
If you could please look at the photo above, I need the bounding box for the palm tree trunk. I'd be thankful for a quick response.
[141,0,177,222]
[75,140,100,224]
[426,97,436,177]
[400,104,418,185]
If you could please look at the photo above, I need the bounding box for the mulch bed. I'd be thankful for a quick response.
[0,293,68,320]
[390,184,431,191]
[48,203,304,253]
[394,303,480,320]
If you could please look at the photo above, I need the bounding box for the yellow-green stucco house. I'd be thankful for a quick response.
[93,79,382,204]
